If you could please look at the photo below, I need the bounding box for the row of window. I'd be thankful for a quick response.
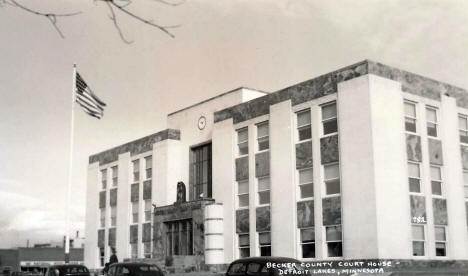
[101,166,118,190]
[238,232,271,258]
[132,156,153,183]
[408,162,444,196]
[412,225,447,257]
[404,101,439,137]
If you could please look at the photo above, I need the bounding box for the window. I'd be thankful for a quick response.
[459,115,468,144]
[300,227,315,258]
[145,156,152,179]
[144,242,152,258]
[297,109,311,141]
[324,163,340,195]
[325,225,342,257]
[464,170,468,198]
[247,263,262,274]
[131,202,139,223]
[237,180,249,208]
[165,220,193,256]
[412,225,425,256]
[404,101,417,133]
[238,234,250,258]
[99,247,105,267]
[110,206,117,227]
[426,107,438,137]
[111,166,118,187]
[144,199,152,222]
[298,168,313,199]
[100,208,105,228]
[191,144,212,199]
[130,243,138,259]
[258,177,270,205]
[322,102,338,135]
[237,128,249,156]
[257,122,269,151]
[435,226,447,257]
[408,162,421,193]
[132,160,140,182]
[258,232,271,256]
[430,166,442,196]
[228,263,247,275]
[101,169,107,189]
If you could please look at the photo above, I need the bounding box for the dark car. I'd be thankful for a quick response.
[45,265,90,276]
[226,257,307,276]
[107,263,164,276]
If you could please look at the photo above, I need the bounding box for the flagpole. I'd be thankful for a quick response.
[65,63,76,263]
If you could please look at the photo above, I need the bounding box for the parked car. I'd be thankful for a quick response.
[226,257,307,276]
[45,265,90,276]
[107,263,164,276]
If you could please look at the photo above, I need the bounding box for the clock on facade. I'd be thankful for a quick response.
[198,116,206,130]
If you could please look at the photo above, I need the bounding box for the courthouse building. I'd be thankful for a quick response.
[84,60,468,271]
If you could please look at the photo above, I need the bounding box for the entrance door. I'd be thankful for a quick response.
[190,143,212,200]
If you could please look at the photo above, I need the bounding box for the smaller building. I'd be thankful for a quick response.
[0,248,84,274]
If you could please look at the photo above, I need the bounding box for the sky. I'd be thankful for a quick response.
[0,0,467,248]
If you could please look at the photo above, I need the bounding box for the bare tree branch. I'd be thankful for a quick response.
[105,1,134,44]
[152,0,185,7]
[107,0,179,38]
[5,0,82,38]
[1,0,182,42]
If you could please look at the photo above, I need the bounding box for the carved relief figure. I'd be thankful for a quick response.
[176,181,186,203]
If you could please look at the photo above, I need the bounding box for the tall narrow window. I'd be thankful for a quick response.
[144,199,152,222]
[110,206,117,227]
[237,128,249,156]
[298,168,313,199]
[430,166,442,196]
[111,166,118,187]
[258,177,270,205]
[101,169,107,189]
[99,247,105,267]
[435,226,447,256]
[132,160,140,182]
[325,225,342,257]
[130,244,138,259]
[297,109,311,141]
[426,107,438,137]
[144,242,151,258]
[300,227,315,258]
[404,101,417,133]
[191,144,212,199]
[412,224,425,256]
[459,115,468,144]
[408,162,421,193]
[131,202,139,223]
[257,122,269,151]
[324,163,340,195]
[322,102,338,135]
[238,234,250,258]
[258,232,271,256]
[237,180,249,208]
[145,156,152,179]
[464,170,468,198]
[100,208,105,228]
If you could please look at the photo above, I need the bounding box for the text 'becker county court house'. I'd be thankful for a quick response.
[84,60,468,271]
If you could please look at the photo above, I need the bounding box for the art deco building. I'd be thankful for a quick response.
[84,60,468,272]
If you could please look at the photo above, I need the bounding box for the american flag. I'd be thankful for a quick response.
[75,72,106,119]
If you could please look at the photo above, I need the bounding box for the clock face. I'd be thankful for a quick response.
[198,116,206,130]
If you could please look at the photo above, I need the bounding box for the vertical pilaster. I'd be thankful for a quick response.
[270,100,296,257]
[84,162,99,268]
[212,118,236,263]
[441,95,468,258]
[116,152,130,260]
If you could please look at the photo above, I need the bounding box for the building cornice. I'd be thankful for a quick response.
[89,129,180,165]
[214,60,467,124]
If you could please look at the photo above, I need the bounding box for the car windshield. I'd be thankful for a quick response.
[137,266,160,272]
[61,267,89,274]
